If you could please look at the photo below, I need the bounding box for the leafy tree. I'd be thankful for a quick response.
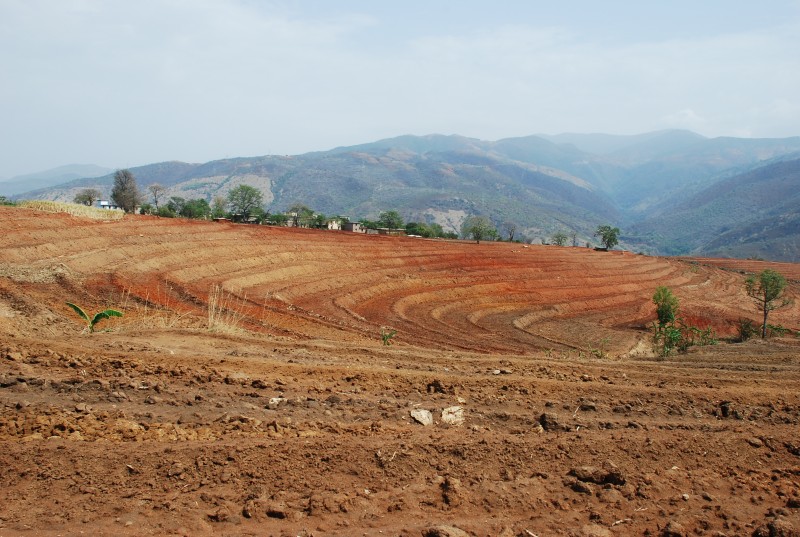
[405,222,425,236]
[594,225,620,250]
[653,286,679,326]
[429,222,445,237]
[227,185,264,219]
[211,195,227,218]
[147,183,166,210]
[746,269,791,338]
[181,198,211,219]
[110,169,141,213]
[267,213,289,225]
[73,188,102,206]
[551,231,568,246]
[378,210,404,229]
[157,206,176,218]
[312,213,328,228]
[167,196,186,215]
[286,203,314,226]
[461,215,496,244]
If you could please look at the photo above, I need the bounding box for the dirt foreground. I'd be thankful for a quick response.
[0,206,799,537]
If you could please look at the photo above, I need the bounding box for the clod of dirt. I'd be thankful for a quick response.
[660,520,687,537]
[423,526,471,537]
[441,476,465,507]
[539,412,560,431]
[427,379,449,394]
[564,476,593,494]
[411,408,433,426]
[568,464,626,486]
[580,524,612,537]
[752,517,798,537]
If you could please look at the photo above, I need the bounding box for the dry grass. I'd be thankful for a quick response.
[207,284,247,333]
[18,200,124,220]
[116,283,199,331]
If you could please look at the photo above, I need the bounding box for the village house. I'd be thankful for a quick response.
[343,222,364,233]
[96,200,121,210]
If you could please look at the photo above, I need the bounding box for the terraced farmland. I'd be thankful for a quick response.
[1,205,799,536]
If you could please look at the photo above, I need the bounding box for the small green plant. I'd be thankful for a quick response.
[589,337,611,359]
[381,328,397,346]
[653,286,679,325]
[736,318,759,342]
[766,324,790,338]
[650,286,716,356]
[66,302,123,332]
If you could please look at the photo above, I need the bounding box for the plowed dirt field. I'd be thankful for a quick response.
[1,205,799,537]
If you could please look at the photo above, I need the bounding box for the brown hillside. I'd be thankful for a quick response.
[1,206,799,536]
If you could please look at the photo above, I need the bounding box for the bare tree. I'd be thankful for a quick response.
[503,221,517,242]
[147,183,166,210]
[110,169,141,213]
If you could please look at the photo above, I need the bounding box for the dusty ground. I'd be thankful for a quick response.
[0,205,799,537]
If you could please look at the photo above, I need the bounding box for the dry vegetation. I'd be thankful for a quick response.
[17,200,125,220]
[0,205,799,537]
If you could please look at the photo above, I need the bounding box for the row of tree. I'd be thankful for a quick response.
[77,170,623,248]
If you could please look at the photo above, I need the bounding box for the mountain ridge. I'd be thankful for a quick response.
[8,131,800,261]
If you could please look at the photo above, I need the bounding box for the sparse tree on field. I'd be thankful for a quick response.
[594,225,620,250]
[551,231,568,246]
[378,210,404,229]
[110,169,141,213]
[571,231,578,247]
[503,221,517,242]
[653,286,679,326]
[746,269,791,338]
[73,188,102,206]
[227,185,264,219]
[147,183,166,210]
[461,215,496,244]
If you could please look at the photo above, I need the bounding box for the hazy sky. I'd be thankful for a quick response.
[2,0,799,178]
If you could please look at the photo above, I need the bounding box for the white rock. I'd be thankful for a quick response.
[441,406,465,426]
[410,408,434,426]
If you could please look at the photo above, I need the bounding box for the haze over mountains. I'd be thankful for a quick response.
[9,130,800,262]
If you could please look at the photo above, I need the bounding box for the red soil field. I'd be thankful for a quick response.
[1,205,799,537]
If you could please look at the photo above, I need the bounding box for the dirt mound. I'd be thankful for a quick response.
[1,206,799,536]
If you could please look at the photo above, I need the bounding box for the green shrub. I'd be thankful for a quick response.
[736,318,759,342]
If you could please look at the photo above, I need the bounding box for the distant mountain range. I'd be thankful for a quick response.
[8,130,800,261]
[0,164,113,196]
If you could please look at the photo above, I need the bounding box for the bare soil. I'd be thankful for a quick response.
[1,206,799,537]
